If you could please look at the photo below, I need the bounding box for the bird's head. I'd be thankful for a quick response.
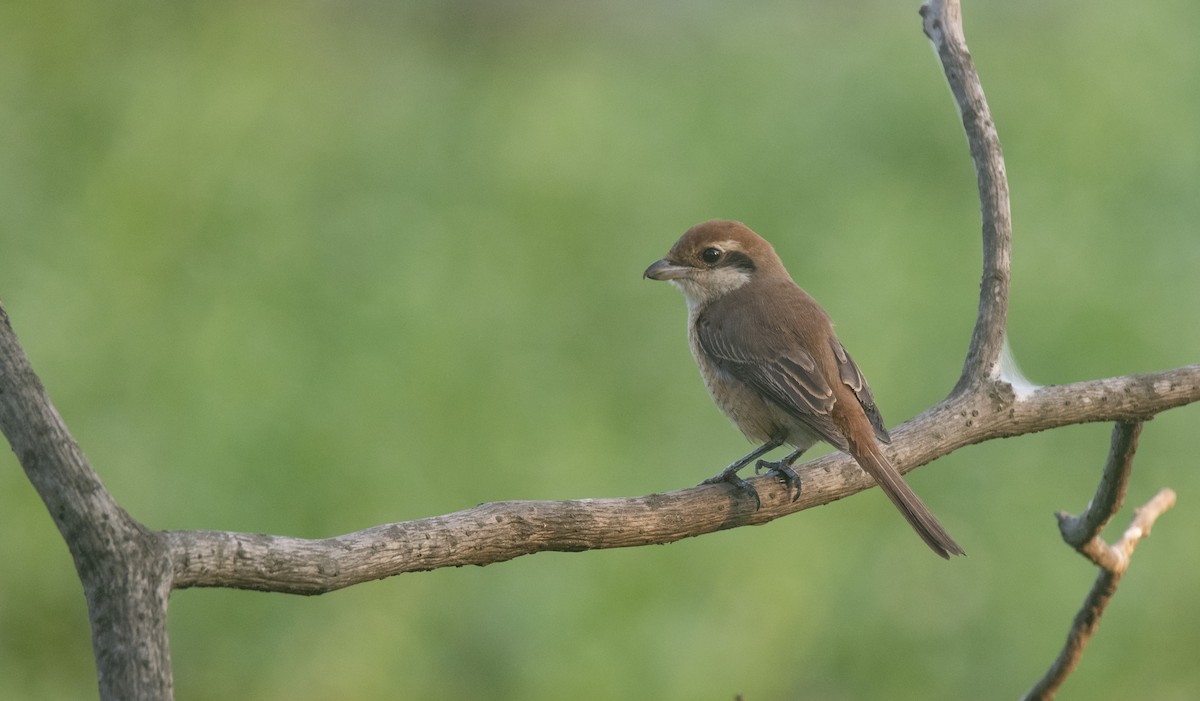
[643,220,785,311]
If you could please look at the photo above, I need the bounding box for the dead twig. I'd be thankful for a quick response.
[1023,423,1177,701]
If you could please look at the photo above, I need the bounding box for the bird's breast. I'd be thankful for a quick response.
[686,322,787,445]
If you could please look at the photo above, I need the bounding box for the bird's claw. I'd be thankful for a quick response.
[755,459,801,502]
[700,471,762,510]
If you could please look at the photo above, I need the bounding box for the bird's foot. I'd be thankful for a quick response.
[700,468,762,510]
[754,459,801,502]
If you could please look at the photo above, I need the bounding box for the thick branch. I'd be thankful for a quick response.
[894,368,1199,473]
[167,367,1198,594]
[0,303,174,700]
[921,0,1012,390]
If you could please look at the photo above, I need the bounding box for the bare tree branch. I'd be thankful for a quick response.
[1112,489,1176,565]
[1023,423,1176,701]
[165,369,1198,594]
[920,0,1012,391]
[0,304,174,699]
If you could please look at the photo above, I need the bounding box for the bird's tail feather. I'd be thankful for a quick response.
[847,433,965,559]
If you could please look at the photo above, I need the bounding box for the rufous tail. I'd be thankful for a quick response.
[847,432,965,559]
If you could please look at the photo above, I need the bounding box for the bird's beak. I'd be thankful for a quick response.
[643,259,692,281]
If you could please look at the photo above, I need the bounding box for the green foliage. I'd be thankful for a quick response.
[1,1,1197,699]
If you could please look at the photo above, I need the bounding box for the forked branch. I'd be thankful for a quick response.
[1023,423,1177,701]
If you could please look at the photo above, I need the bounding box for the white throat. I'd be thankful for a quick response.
[671,267,752,316]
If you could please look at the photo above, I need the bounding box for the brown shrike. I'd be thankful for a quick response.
[644,220,964,558]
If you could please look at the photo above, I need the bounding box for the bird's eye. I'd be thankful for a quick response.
[701,247,722,265]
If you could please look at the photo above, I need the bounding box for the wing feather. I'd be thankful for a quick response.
[694,284,889,449]
[695,313,845,448]
[831,339,891,444]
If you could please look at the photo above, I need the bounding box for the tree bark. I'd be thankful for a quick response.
[0,305,174,699]
[161,366,1198,595]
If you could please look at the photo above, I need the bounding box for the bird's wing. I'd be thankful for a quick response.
[830,340,891,444]
[694,311,846,449]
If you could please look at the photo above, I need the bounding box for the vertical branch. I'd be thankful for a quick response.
[0,301,174,700]
[920,0,1013,390]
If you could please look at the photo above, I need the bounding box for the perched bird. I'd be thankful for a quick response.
[644,220,964,558]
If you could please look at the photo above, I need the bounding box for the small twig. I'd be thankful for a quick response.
[1023,423,1176,701]
[1113,488,1177,564]
[1056,421,1142,568]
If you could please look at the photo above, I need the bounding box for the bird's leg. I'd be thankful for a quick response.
[700,438,784,509]
[755,448,805,502]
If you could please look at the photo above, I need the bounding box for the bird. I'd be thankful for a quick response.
[644,219,964,558]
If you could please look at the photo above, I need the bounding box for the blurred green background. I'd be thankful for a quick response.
[2,0,1198,699]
